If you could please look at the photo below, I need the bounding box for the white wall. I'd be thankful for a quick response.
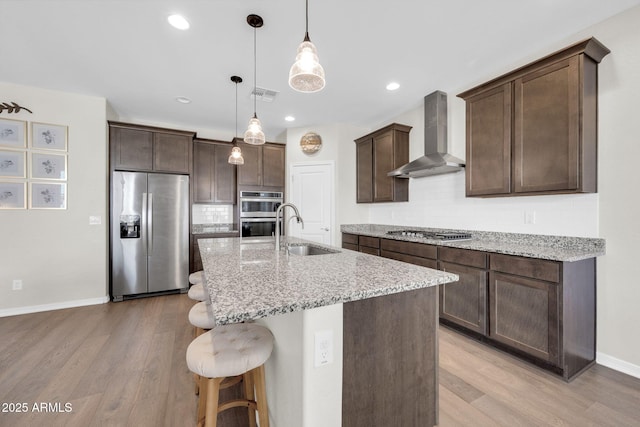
[0,82,109,314]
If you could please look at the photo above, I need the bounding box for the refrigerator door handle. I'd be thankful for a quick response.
[147,192,153,254]
[142,192,148,252]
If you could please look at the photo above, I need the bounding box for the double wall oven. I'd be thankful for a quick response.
[239,191,283,237]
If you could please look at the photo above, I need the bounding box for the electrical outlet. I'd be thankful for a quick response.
[12,279,23,290]
[524,211,537,224]
[314,330,333,367]
[89,215,102,225]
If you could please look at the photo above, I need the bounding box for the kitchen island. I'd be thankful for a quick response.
[197,236,458,427]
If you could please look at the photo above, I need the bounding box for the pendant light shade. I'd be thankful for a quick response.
[244,14,266,145]
[228,75,245,165]
[289,0,325,93]
[228,146,244,165]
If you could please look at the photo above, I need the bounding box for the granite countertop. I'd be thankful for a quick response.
[198,236,458,325]
[341,224,605,262]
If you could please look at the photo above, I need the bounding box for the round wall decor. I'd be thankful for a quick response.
[300,132,322,154]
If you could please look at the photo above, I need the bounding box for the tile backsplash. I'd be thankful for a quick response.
[192,204,233,225]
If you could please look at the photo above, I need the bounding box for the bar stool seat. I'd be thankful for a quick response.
[190,270,205,285]
[189,301,216,336]
[188,284,207,302]
[186,323,273,427]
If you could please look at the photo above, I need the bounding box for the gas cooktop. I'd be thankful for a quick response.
[386,230,473,241]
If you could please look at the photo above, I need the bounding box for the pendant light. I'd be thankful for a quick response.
[244,14,266,145]
[288,0,325,93]
[228,75,245,165]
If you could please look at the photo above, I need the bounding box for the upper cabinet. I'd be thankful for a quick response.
[458,38,610,197]
[354,123,411,203]
[109,122,194,174]
[193,140,237,204]
[237,142,285,189]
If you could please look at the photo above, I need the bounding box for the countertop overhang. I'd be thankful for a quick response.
[341,224,605,262]
[198,236,458,325]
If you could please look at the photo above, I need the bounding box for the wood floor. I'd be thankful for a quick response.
[1,293,639,427]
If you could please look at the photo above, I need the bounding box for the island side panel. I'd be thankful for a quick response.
[342,286,438,427]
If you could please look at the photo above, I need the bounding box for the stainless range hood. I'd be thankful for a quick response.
[388,90,465,178]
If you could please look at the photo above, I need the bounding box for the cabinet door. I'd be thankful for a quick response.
[262,144,285,187]
[153,132,191,173]
[193,142,215,202]
[489,271,559,365]
[213,144,237,203]
[465,83,512,196]
[111,127,153,171]
[514,57,580,193]
[356,139,373,203]
[237,144,262,186]
[439,262,488,335]
[373,131,394,202]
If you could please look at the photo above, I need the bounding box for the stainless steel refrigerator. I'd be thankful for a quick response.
[110,171,189,301]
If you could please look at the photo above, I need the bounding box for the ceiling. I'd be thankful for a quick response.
[2,0,639,141]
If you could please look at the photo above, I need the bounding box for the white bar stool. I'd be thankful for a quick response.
[186,323,274,427]
[188,271,207,302]
[189,301,216,337]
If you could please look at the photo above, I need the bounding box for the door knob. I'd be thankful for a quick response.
[321,227,330,231]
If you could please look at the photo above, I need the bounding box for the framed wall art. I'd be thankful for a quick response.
[0,149,26,179]
[31,122,68,151]
[0,118,26,148]
[30,182,66,209]
[30,151,66,180]
[0,181,27,209]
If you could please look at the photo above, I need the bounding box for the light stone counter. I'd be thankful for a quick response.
[341,224,605,262]
[197,236,458,325]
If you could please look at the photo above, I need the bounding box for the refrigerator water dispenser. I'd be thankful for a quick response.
[120,215,141,238]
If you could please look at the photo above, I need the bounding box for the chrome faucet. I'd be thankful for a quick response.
[275,203,304,250]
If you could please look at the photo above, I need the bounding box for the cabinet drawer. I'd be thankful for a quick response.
[359,246,380,256]
[342,233,359,245]
[358,236,380,249]
[381,250,437,269]
[490,254,560,283]
[439,247,487,269]
[342,243,358,251]
[380,239,437,260]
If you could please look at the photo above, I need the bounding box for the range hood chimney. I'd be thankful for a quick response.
[388,90,465,178]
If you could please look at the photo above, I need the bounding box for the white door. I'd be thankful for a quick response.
[289,162,334,245]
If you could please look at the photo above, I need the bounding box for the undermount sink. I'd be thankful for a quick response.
[286,244,340,256]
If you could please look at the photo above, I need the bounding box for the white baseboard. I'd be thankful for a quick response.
[0,296,110,317]
[597,352,640,379]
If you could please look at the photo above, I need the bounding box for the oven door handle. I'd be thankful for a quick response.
[241,218,282,223]
[240,197,283,202]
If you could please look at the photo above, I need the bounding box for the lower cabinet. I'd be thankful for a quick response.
[489,271,559,364]
[341,233,358,251]
[340,232,597,380]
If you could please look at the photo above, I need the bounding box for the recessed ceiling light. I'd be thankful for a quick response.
[386,82,400,91]
[285,116,295,122]
[168,14,190,30]
[175,96,191,104]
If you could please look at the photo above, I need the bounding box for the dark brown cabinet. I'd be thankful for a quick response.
[193,140,236,204]
[109,122,194,174]
[237,142,285,188]
[459,38,610,197]
[354,123,411,203]
[342,231,597,380]
[438,247,488,335]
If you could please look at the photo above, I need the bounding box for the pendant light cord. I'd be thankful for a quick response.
[304,0,310,41]
[235,80,238,138]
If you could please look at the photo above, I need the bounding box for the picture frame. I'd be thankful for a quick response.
[0,118,27,148]
[0,149,26,179]
[31,122,68,151]
[30,182,66,209]
[30,151,67,180]
[0,181,27,209]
